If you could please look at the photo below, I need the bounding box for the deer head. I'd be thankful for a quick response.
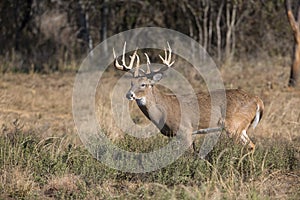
[113,42,175,105]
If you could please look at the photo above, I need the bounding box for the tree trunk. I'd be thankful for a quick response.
[225,0,237,64]
[78,1,93,55]
[203,0,209,50]
[184,1,202,46]
[289,35,300,87]
[286,0,300,88]
[216,0,224,62]
[100,0,109,53]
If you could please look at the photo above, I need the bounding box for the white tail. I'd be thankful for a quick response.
[113,43,264,151]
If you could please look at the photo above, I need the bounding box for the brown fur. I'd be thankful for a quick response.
[128,77,264,149]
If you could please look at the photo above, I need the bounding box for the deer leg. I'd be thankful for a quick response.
[185,130,193,150]
[192,140,199,157]
[192,141,196,152]
[185,127,197,155]
[176,126,194,153]
[240,130,255,150]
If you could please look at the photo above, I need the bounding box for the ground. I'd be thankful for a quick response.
[0,57,299,199]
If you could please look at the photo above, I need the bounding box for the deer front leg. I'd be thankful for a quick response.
[175,126,194,154]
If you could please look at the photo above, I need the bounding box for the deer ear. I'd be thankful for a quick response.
[152,73,163,82]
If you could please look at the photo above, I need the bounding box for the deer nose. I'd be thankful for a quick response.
[126,91,135,100]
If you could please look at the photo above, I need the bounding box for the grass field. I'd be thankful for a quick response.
[0,57,299,199]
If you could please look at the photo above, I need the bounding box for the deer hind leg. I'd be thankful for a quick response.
[240,129,255,150]
[185,130,194,152]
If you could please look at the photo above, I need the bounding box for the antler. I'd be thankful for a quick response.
[139,43,175,79]
[113,42,174,78]
[159,42,175,68]
[113,42,137,71]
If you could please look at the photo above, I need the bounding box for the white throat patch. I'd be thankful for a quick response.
[136,97,146,106]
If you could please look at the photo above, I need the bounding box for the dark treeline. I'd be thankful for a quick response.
[0,0,296,72]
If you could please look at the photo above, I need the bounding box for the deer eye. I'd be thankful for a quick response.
[141,83,146,87]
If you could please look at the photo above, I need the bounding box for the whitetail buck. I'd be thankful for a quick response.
[113,42,264,151]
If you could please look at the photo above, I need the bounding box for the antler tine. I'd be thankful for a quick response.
[134,54,140,77]
[167,42,173,65]
[144,53,152,74]
[128,48,137,70]
[113,47,124,70]
[121,42,127,67]
[113,47,116,59]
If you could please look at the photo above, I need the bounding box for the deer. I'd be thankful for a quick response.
[112,42,264,154]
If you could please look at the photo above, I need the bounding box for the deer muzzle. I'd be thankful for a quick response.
[126,91,135,100]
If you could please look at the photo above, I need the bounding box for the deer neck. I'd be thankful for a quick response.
[136,85,166,124]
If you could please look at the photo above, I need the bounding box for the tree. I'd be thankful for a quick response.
[285,0,300,88]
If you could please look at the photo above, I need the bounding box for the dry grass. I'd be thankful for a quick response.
[0,57,299,199]
[43,174,84,198]
[0,167,37,198]
[0,73,78,142]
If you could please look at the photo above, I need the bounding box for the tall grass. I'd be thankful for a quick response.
[0,121,299,199]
